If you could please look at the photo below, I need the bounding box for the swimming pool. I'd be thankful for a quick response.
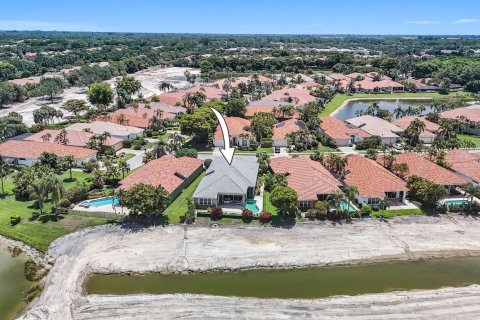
[444,199,469,206]
[245,199,259,214]
[82,197,119,208]
[340,201,357,212]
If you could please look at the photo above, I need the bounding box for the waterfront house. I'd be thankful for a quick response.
[346,115,404,145]
[319,116,370,147]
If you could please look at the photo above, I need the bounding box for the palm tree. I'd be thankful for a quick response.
[118,158,130,179]
[30,177,50,215]
[279,105,295,119]
[116,113,129,126]
[64,155,76,181]
[378,197,391,217]
[393,106,405,119]
[45,173,64,215]
[344,186,358,205]
[222,79,232,99]
[158,81,174,92]
[0,156,9,197]
[464,183,480,212]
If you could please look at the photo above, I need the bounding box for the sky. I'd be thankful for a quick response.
[1,0,480,35]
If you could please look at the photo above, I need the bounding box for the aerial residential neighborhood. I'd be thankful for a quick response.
[2,1,480,320]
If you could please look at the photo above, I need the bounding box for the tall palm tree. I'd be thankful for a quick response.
[464,183,480,211]
[116,113,129,126]
[393,106,405,119]
[0,156,9,197]
[279,105,295,120]
[378,197,391,217]
[45,173,65,215]
[30,177,50,215]
[64,155,76,181]
[118,158,130,179]
[158,81,174,92]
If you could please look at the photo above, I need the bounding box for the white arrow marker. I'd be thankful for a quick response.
[210,107,235,165]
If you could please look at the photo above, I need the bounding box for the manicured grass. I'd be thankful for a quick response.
[370,208,425,218]
[0,170,108,252]
[320,92,471,117]
[183,136,212,151]
[157,133,170,142]
[458,134,480,148]
[163,172,206,223]
[123,153,136,161]
[262,191,280,215]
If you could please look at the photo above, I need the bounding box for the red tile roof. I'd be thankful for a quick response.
[380,153,468,186]
[245,101,300,118]
[355,79,403,90]
[445,150,480,183]
[0,140,96,160]
[272,119,305,140]
[214,117,251,139]
[269,156,341,201]
[117,155,203,195]
[440,106,480,123]
[24,129,122,148]
[98,108,175,128]
[319,116,370,140]
[329,73,351,81]
[158,85,225,106]
[392,116,439,138]
[344,155,407,198]
[261,88,316,106]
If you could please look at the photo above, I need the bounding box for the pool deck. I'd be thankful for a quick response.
[73,203,129,215]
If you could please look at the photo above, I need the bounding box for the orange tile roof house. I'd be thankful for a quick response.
[24,129,124,151]
[100,108,175,128]
[158,85,225,106]
[272,119,306,147]
[392,116,439,144]
[346,115,404,145]
[0,140,97,167]
[344,155,408,206]
[380,153,468,189]
[440,105,480,135]
[213,117,251,148]
[117,155,203,199]
[245,100,299,119]
[261,88,317,106]
[269,156,342,208]
[67,121,144,140]
[319,116,370,147]
[445,150,480,184]
[140,102,187,114]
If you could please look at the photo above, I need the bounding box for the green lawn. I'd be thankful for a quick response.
[157,133,170,142]
[123,153,136,161]
[370,208,425,218]
[320,92,471,117]
[263,191,280,215]
[458,134,480,148]
[163,172,205,223]
[0,170,109,252]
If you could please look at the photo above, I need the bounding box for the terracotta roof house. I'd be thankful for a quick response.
[158,85,225,106]
[354,79,404,93]
[445,150,480,184]
[329,73,351,81]
[100,108,175,128]
[261,88,317,106]
[272,119,306,147]
[405,78,439,92]
[344,155,408,206]
[380,153,468,190]
[440,105,480,135]
[295,82,321,90]
[117,155,203,199]
[245,100,299,119]
[142,102,187,114]
[66,121,144,140]
[392,116,439,144]
[0,140,97,167]
[346,72,368,80]
[23,129,124,151]
[292,73,315,83]
[346,115,404,145]
[269,156,342,208]
[213,117,251,148]
[193,156,259,208]
[319,116,370,147]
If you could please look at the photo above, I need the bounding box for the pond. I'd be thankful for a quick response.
[333,98,433,120]
[0,244,34,320]
[86,256,480,299]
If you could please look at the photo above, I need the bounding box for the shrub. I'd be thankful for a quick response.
[132,144,142,150]
[176,148,198,158]
[24,285,43,303]
[10,216,21,226]
[360,205,372,217]
[122,140,132,148]
[305,209,317,220]
[204,158,212,169]
[210,207,223,220]
[260,138,273,148]
[242,209,253,222]
[64,184,89,203]
[24,259,42,281]
[259,212,272,223]
[144,129,153,137]
[58,198,71,208]
[355,135,382,150]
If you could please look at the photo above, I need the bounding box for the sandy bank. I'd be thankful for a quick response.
[19,215,480,319]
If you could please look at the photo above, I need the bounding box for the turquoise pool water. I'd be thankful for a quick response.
[88,197,119,207]
[340,201,357,212]
[444,199,469,206]
[245,199,259,213]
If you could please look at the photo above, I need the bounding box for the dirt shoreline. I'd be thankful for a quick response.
[18,215,480,319]
[0,234,47,266]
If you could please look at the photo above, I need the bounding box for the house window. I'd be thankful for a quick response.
[317,194,328,201]
[198,198,212,206]
[299,200,312,207]
[367,198,379,205]
[385,192,397,199]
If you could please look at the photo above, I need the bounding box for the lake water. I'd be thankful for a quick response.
[0,244,34,320]
[333,99,433,120]
[86,256,480,299]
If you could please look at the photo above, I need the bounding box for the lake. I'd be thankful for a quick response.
[86,256,480,299]
[333,98,433,120]
[0,244,34,320]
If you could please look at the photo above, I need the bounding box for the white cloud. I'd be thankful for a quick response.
[454,18,479,24]
[0,20,101,31]
[406,20,441,25]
